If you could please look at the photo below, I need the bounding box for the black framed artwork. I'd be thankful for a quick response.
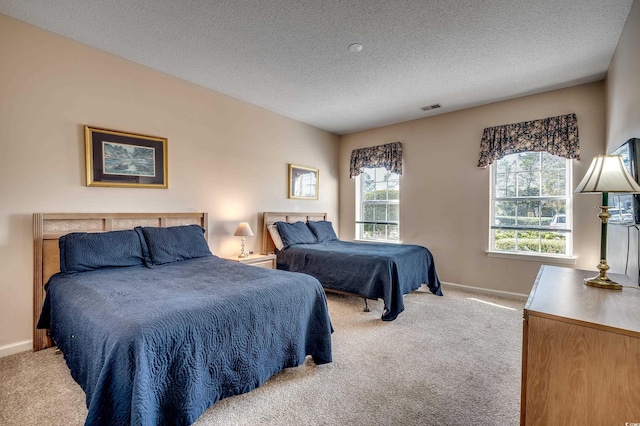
[85,126,168,188]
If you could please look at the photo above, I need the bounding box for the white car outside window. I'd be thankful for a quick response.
[550,214,566,229]
[608,208,633,224]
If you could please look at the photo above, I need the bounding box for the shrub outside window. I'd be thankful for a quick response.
[356,167,399,241]
[490,152,572,256]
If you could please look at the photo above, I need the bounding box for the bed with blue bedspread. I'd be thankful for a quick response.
[265,216,442,321]
[37,222,332,425]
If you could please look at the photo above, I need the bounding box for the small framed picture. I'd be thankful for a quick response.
[288,164,319,199]
[85,126,168,188]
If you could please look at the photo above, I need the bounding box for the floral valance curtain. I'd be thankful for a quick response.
[350,142,402,178]
[477,113,580,168]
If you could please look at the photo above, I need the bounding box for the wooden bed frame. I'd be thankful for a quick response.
[32,212,208,351]
[261,211,327,255]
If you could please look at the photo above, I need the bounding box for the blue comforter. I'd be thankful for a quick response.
[276,240,442,321]
[38,256,333,425]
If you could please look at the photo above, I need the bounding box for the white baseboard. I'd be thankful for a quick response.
[0,340,32,358]
[441,281,529,301]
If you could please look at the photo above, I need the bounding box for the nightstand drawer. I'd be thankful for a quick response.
[249,259,276,269]
[223,254,276,269]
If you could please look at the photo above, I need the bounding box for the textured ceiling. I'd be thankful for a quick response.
[0,0,633,134]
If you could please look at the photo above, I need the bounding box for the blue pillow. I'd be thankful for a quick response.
[307,220,338,242]
[135,225,212,266]
[275,221,317,248]
[59,230,145,273]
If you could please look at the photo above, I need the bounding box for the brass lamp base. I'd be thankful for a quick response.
[238,253,249,258]
[584,259,622,290]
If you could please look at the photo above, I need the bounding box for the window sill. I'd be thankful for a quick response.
[353,239,402,244]
[486,250,577,265]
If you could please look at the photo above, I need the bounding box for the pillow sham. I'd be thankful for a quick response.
[306,220,339,242]
[135,225,212,266]
[275,221,317,248]
[59,229,145,273]
[267,224,285,251]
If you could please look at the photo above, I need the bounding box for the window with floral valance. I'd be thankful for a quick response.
[477,113,580,168]
[351,142,402,242]
[482,113,579,258]
[350,142,402,178]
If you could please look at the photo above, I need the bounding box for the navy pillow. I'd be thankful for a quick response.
[59,229,145,273]
[307,220,338,242]
[275,221,317,248]
[135,225,212,266]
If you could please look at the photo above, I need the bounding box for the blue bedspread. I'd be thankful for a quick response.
[38,256,332,425]
[276,240,442,321]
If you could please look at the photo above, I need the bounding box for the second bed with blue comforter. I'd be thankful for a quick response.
[275,230,442,321]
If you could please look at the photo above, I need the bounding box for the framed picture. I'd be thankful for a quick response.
[85,126,168,188]
[288,164,319,199]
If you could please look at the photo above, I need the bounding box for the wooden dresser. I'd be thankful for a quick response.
[521,265,640,425]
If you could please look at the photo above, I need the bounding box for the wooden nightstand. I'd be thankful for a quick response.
[223,253,276,269]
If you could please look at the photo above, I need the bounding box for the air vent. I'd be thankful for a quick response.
[421,104,441,112]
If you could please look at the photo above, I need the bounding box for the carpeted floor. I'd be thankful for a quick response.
[0,286,525,425]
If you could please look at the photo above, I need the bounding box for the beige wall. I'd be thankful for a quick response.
[606,0,640,153]
[0,15,339,350]
[340,83,606,295]
[604,0,640,283]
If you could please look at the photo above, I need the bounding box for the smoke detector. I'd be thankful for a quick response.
[421,104,441,112]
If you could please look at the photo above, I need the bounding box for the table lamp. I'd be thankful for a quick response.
[233,222,254,258]
[574,154,640,289]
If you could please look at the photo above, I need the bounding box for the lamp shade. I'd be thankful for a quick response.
[233,222,254,237]
[574,154,640,194]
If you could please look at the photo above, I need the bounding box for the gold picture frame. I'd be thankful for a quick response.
[85,126,168,188]
[288,164,319,199]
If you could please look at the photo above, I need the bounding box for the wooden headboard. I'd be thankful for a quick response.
[261,212,327,255]
[32,212,208,351]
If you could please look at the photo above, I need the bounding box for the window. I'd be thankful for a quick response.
[490,152,572,256]
[356,167,399,241]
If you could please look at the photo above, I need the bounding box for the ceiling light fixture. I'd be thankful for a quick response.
[348,43,363,53]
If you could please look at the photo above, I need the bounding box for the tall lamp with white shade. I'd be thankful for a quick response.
[574,154,640,289]
[233,222,254,258]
